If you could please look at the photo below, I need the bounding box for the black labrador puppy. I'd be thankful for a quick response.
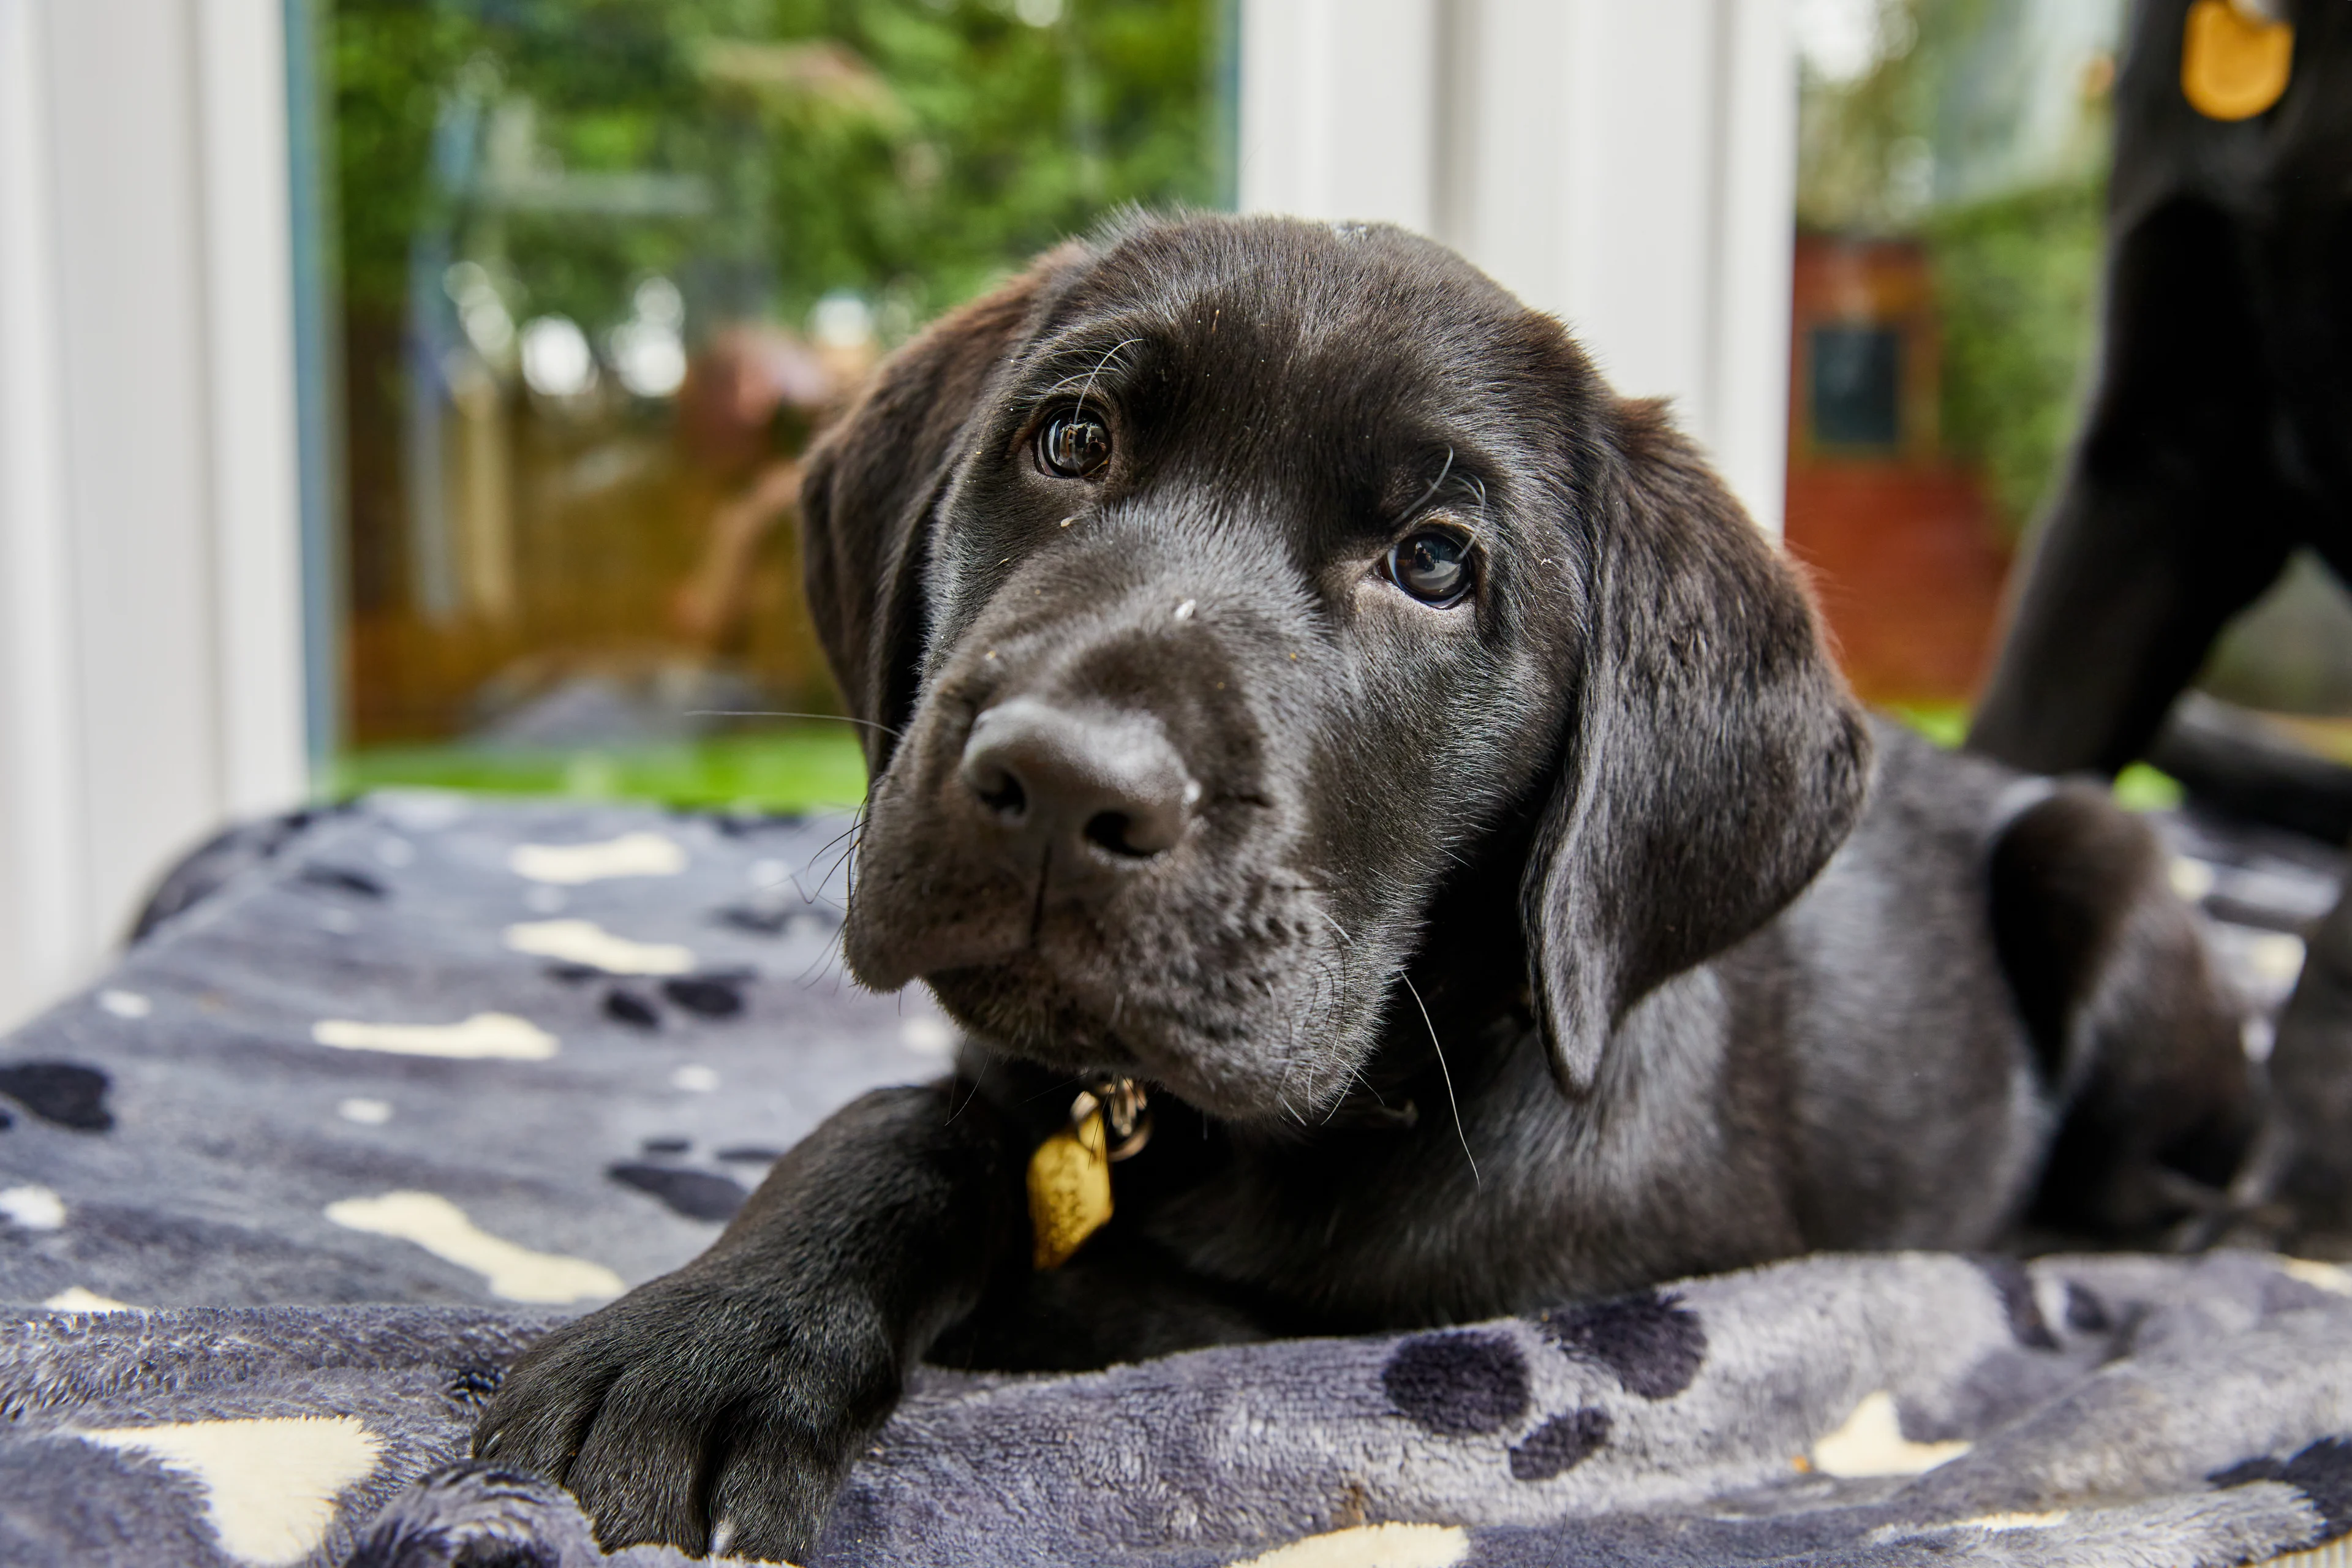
[477,214,2254,1561]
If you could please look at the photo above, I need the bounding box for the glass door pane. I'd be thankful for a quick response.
[315,0,1231,810]
[1786,0,2120,730]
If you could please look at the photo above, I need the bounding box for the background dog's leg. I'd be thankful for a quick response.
[1969,203,2302,777]
[473,1082,1028,1560]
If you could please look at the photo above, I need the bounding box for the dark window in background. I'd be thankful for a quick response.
[318,0,1231,808]
[1808,324,1903,450]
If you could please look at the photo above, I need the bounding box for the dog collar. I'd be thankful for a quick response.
[1027,1077,1150,1269]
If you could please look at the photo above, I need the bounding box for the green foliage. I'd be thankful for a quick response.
[1885,701,1970,748]
[1924,177,2106,535]
[1795,0,2113,537]
[1795,0,1988,235]
[328,0,1224,336]
[330,5,486,314]
[2113,763,2184,813]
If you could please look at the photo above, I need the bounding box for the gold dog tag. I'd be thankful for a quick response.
[2182,0,2293,121]
[1028,1101,1112,1269]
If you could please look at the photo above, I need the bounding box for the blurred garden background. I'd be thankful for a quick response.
[320,0,2352,819]
[323,0,1231,812]
[1787,0,2116,727]
[1787,0,2352,789]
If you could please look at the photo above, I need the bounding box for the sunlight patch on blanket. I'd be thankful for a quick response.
[901,1016,956,1055]
[77,1415,380,1565]
[325,1191,623,1302]
[1950,1510,2070,1531]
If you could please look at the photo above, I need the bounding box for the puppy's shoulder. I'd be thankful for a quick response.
[1852,712,2038,845]
[1745,718,2022,990]
[1819,715,2163,921]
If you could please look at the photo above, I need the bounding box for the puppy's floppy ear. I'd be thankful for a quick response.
[798,243,1088,775]
[1524,398,1872,1096]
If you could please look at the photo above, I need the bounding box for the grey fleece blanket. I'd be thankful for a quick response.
[2,791,2349,1568]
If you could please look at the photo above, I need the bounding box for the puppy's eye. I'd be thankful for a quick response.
[1036,413,1112,478]
[1385,529,1474,606]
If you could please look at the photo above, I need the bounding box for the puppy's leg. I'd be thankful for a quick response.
[475,1082,1025,1561]
[1989,786,2258,1240]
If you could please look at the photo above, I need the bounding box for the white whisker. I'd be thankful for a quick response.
[684,709,902,738]
[1398,969,1478,1187]
[1407,445,1458,517]
[1074,336,1142,420]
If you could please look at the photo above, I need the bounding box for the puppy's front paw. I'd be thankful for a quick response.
[473,1268,891,1561]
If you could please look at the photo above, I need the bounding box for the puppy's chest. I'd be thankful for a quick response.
[1119,1103,1782,1327]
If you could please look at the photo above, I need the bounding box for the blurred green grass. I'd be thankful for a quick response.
[331,728,870,814]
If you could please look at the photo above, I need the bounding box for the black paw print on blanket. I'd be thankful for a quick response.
[1381,1290,1705,1480]
[605,1138,788,1222]
[2214,1438,2352,1543]
[0,1061,115,1133]
[541,964,754,1030]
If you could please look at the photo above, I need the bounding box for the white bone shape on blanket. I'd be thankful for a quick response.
[325,1191,622,1303]
[77,1417,381,1566]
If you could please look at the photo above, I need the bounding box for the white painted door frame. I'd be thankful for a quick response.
[1240,0,1797,533]
[0,0,309,1029]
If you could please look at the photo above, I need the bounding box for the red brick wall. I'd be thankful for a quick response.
[1784,233,2014,706]
[1784,463,2010,706]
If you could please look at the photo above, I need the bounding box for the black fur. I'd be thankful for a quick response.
[477,215,2255,1559]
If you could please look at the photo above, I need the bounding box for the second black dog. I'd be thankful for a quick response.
[477,215,2255,1560]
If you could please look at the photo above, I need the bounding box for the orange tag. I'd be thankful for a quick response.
[1028,1106,1112,1268]
[2182,0,2293,121]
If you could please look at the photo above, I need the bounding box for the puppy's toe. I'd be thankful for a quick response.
[475,1309,663,1493]
[472,1276,867,1558]
[562,1385,720,1554]
[705,1422,843,1564]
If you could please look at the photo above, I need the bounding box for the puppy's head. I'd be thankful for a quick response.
[801,215,1868,1121]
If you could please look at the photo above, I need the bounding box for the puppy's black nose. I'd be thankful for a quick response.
[959,698,1198,862]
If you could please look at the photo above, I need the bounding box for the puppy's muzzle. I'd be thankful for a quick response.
[959,697,1200,873]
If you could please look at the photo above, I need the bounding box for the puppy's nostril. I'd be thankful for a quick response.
[1085,810,1158,859]
[970,765,1027,820]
